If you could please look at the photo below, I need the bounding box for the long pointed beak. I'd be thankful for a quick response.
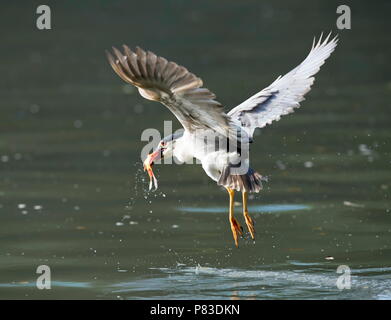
[143,149,162,191]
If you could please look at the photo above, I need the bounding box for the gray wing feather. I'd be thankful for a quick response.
[107,46,231,138]
[228,33,338,139]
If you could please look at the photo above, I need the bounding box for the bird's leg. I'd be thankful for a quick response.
[226,187,243,247]
[242,191,255,240]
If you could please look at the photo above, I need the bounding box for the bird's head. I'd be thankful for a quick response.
[143,131,183,190]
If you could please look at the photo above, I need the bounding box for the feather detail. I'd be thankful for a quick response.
[106,46,232,138]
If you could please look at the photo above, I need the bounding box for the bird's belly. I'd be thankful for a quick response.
[174,132,243,183]
[200,158,219,182]
[201,150,241,182]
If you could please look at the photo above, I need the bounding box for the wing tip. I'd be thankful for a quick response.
[315,31,339,48]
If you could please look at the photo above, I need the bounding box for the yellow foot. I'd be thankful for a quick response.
[244,212,255,240]
[230,217,243,247]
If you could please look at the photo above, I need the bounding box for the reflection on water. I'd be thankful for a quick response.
[1,1,391,299]
[0,281,91,288]
[178,204,311,214]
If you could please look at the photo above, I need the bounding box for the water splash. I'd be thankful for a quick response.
[126,162,167,210]
[108,265,391,300]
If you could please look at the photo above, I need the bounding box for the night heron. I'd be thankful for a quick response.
[107,33,338,247]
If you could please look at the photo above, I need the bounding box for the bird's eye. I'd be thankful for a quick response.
[161,142,166,147]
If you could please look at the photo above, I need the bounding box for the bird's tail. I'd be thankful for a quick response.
[218,166,267,193]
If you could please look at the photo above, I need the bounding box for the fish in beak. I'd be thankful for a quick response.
[143,148,163,191]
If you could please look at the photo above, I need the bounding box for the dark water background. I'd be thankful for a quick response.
[1,0,390,299]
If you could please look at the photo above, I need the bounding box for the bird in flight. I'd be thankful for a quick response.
[107,33,338,247]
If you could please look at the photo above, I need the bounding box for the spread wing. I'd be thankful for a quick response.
[107,46,231,138]
[228,33,338,139]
